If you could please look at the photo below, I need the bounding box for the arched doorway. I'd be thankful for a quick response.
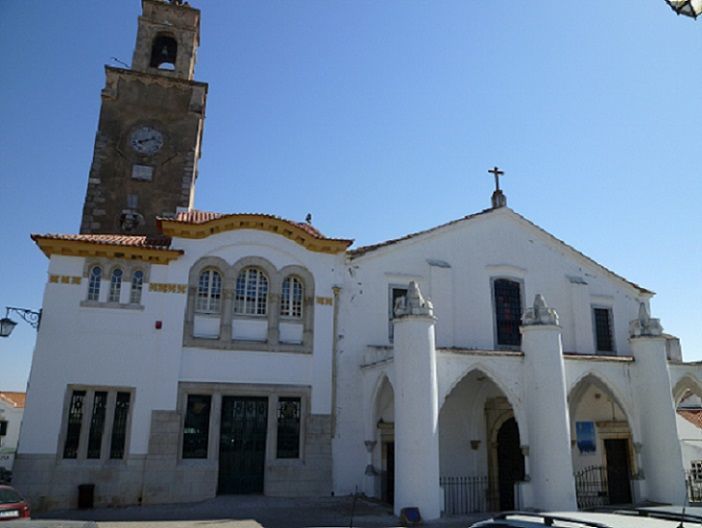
[497,417,525,510]
[673,375,702,500]
[372,376,395,505]
[569,374,635,507]
[439,368,523,514]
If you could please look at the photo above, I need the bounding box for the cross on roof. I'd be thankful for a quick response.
[488,166,504,192]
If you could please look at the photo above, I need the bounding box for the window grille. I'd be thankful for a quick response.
[494,279,522,347]
[182,394,212,459]
[281,276,303,318]
[110,392,131,459]
[276,397,301,458]
[594,307,614,352]
[109,268,123,303]
[63,390,86,459]
[130,270,144,304]
[196,269,222,313]
[87,266,102,301]
[234,267,268,316]
[87,391,107,459]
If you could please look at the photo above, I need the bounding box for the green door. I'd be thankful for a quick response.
[218,396,268,494]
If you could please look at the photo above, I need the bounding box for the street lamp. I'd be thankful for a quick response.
[0,307,42,338]
[665,0,702,18]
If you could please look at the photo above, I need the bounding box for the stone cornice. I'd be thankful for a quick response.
[105,66,208,91]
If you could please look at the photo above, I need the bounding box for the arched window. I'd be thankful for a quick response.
[493,278,522,347]
[87,266,102,301]
[109,268,123,303]
[280,276,303,318]
[130,270,144,304]
[150,34,177,70]
[234,267,268,316]
[196,269,222,314]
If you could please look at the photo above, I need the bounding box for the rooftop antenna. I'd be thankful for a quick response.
[110,57,129,68]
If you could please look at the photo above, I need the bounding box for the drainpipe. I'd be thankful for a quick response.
[331,286,341,438]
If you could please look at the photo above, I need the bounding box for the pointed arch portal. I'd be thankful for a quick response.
[439,368,524,513]
[568,373,635,507]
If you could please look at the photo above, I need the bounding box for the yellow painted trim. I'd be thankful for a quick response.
[159,215,352,254]
[49,275,82,285]
[316,296,333,306]
[33,238,182,265]
[149,283,187,294]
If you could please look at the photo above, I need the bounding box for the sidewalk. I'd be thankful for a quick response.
[35,495,492,528]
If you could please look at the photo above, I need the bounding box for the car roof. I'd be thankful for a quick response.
[474,511,685,528]
[546,511,684,527]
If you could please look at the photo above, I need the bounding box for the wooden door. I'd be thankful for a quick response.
[604,439,632,504]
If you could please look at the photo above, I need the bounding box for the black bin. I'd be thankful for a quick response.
[78,483,94,509]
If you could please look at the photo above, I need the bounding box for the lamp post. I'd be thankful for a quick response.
[665,0,702,18]
[0,307,42,338]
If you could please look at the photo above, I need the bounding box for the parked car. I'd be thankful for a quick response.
[0,486,29,521]
[469,510,690,528]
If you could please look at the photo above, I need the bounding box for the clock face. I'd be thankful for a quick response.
[130,126,164,155]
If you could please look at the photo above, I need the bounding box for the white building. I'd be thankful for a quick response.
[0,392,25,472]
[12,0,702,518]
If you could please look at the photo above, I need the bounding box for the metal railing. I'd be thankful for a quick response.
[686,470,702,503]
[574,465,609,509]
[440,475,497,514]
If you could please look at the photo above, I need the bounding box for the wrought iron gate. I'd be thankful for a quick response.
[440,476,498,514]
[574,465,609,509]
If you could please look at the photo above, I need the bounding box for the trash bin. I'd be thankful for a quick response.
[78,483,94,509]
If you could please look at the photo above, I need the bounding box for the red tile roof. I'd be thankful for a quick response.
[167,210,348,242]
[30,234,173,250]
[679,409,702,429]
[0,392,26,409]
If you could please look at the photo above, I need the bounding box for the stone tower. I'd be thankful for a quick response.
[80,0,208,236]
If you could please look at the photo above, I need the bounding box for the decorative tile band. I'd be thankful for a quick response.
[49,275,82,285]
[149,283,187,294]
[316,296,333,306]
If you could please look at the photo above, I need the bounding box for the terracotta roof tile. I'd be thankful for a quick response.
[167,210,343,241]
[679,409,702,429]
[31,233,173,250]
[0,391,26,408]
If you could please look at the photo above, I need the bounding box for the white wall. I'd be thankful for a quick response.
[0,401,23,470]
[334,207,648,495]
[20,228,344,460]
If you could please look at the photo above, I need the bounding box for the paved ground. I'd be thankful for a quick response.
[25,495,492,528]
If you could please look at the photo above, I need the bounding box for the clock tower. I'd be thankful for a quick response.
[80,0,208,236]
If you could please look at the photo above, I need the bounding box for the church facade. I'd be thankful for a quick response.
[13,0,702,518]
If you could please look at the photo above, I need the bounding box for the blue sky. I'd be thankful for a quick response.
[1,1,700,392]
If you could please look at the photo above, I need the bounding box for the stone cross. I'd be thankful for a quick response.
[488,166,504,192]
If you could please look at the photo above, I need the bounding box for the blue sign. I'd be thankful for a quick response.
[576,421,596,454]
